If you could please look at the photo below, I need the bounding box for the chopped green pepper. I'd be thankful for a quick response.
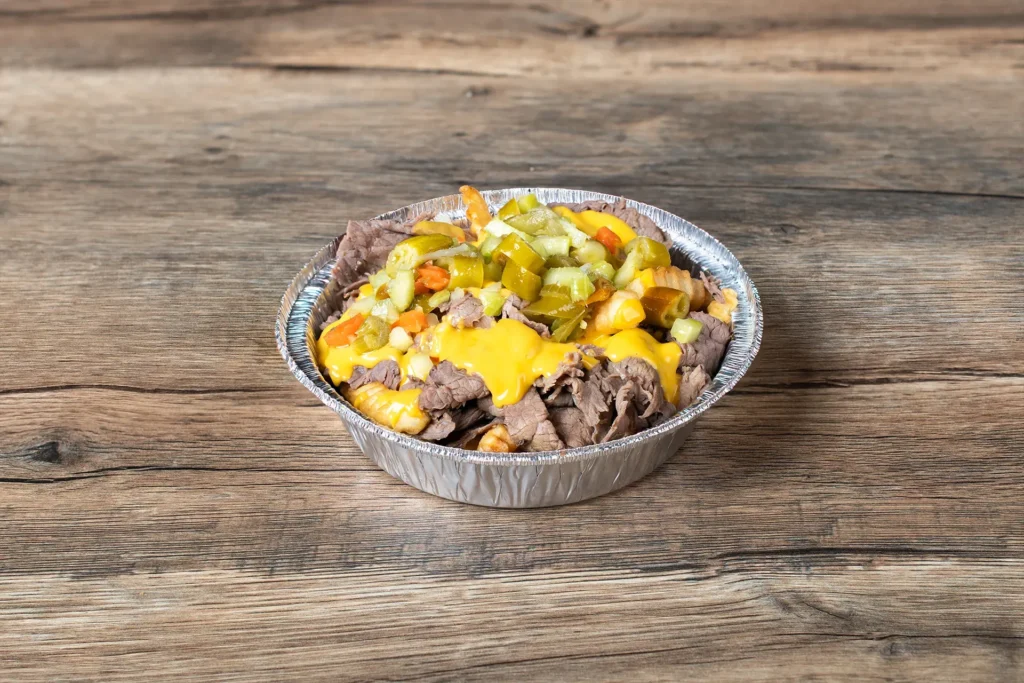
[411,293,433,314]
[350,315,389,354]
[439,255,484,289]
[385,235,456,275]
[544,254,580,269]
[640,286,690,327]
[516,193,542,213]
[501,260,542,302]
[483,258,504,283]
[613,249,644,289]
[522,292,579,319]
[550,305,588,342]
[670,317,703,345]
[494,233,545,274]
[623,236,671,269]
[497,198,521,220]
[582,260,616,282]
[543,267,595,303]
[478,289,507,316]
[505,207,563,236]
[479,233,502,259]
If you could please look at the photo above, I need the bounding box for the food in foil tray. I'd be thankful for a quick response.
[316,186,738,452]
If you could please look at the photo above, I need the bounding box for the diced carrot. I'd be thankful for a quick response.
[324,314,364,347]
[415,264,450,292]
[594,226,622,254]
[392,310,428,335]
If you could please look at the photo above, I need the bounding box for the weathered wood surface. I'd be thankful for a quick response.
[1,1,1022,681]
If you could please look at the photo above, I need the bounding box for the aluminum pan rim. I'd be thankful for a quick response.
[276,188,762,466]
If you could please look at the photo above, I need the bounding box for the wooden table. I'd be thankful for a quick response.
[2,2,1022,680]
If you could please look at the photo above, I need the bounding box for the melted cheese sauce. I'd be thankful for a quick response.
[427,319,579,407]
[592,328,682,405]
[316,319,404,385]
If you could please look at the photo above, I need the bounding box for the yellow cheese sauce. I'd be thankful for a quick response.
[591,328,682,405]
[427,318,580,407]
[316,319,404,385]
[345,385,426,431]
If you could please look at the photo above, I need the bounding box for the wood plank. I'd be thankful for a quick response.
[1,0,1023,79]
[1,561,1021,681]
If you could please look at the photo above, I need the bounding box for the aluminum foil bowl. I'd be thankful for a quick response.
[277,189,762,507]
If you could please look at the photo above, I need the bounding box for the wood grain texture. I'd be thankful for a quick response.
[1,1,1023,681]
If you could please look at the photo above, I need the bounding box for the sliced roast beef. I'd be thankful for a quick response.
[607,357,675,423]
[551,199,668,245]
[332,212,432,285]
[446,294,492,329]
[700,272,725,304]
[603,383,640,443]
[347,361,401,391]
[677,312,731,375]
[417,361,489,412]
[477,395,504,418]
[525,419,566,452]
[677,365,710,408]
[536,352,584,407]
[420,405,488,442]
[500,295,551,337]
[571,362,614,442]
[503,388,548,446]
[549,406,594,449]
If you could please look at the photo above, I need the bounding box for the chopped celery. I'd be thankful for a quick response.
[478,289,507,316]
[497,198,521,220]
[543,267,596,303]
[613,250,644,289]
[421,242,479,263]
[368,270,390,290]
[550,306,588,342]
[479,233,502,259]
[582,260,616,282]
[506,207,563,236]
[483,218,532,242]
[572,239,607,264]
[522,294,579,319]
[370,298,400,324]
[671,317,704,345]
[411,293,433,313]
[640,286,690,328]
[441,255,484,289]
[532,235,572,259]
[494,233,545,274]
[557,218,591,248]
[483,281,502,292]
[350,315,389,354]
[623,236,671,269]
[501,260,542,302]
[427,289,451,310]
[517,193,542,212]
[386,235,455,275]
[347,295,376,316]
[388,269,416,311]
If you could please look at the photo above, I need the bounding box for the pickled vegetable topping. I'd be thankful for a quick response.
[317,186,738,452]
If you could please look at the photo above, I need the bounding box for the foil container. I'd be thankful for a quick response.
[276,189,762,507]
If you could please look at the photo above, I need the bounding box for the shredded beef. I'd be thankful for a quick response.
[503,388,548,446]
[420,405,488,442]
[536,352,584,407]
[700,272,725,304]
[500,295,551,337]
[604,383,640,443]
[417,361,489,412]
[446,295,492,329]
[477,395,504,418]
[677,312,731,374]
[549,406,594,449]
[347,361,401,391]
[525,419,566,452]
[608,357,675,423]
[551,199,668,245]
[678,365,710,408]
[332,212,432,285]
[571,363,614,442]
